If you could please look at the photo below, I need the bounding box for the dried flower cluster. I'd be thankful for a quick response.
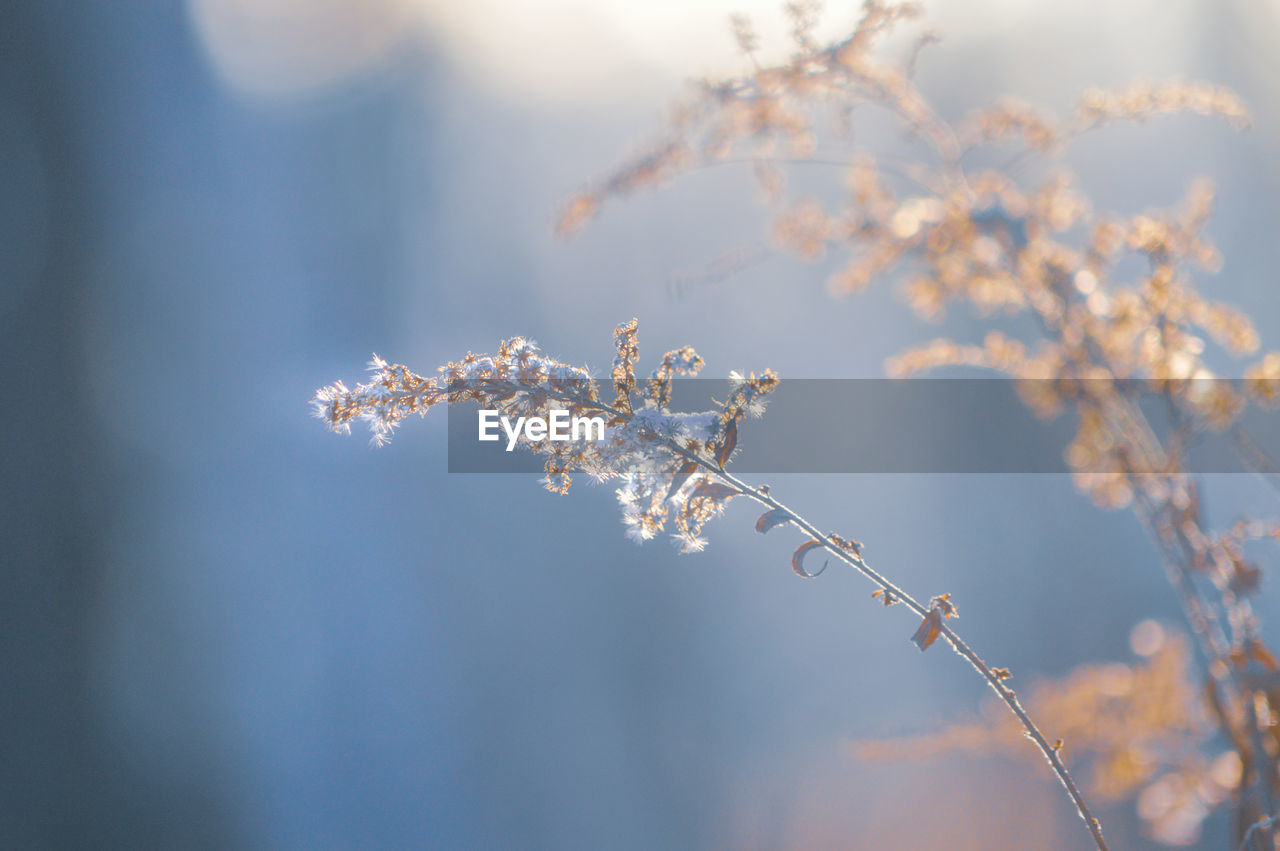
[555,1,1280,846]
[313,322,777,552]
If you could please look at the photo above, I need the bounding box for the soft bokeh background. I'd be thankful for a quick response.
[6,0,1280,847]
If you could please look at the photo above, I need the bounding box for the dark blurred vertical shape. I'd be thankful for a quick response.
[0,2,226,846]
[0,1,104,844]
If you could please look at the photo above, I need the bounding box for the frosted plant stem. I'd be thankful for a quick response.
[659,442,1111,851]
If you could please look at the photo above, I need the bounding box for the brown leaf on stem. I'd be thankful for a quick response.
[911,609,944,651]
[755,508,794,534]
[716,418,738,468]
[692,482,738,501]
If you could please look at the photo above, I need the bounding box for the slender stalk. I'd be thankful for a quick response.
[660,439,1111,851]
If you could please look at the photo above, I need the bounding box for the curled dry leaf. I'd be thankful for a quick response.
[755,508,794,534]
[792,540,829,578]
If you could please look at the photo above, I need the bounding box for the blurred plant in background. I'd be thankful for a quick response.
[552,2,1280,847]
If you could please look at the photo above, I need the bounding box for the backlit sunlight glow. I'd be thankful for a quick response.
[188,0,1198,101]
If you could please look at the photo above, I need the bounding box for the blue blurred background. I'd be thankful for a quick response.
[6,0,1280,847]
